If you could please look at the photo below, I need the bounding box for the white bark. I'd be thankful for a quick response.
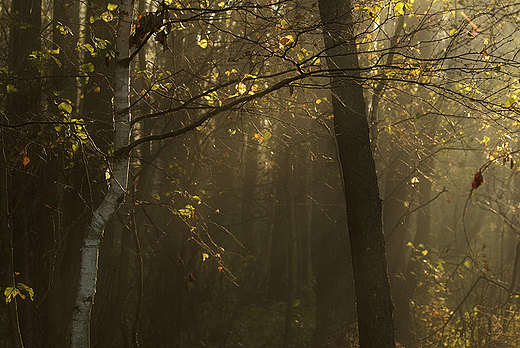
[76,0,88,112]
[70,1,133,347]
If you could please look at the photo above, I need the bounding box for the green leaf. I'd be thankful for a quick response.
[80,62,95,73]
[464,259,472,268]
[263,131,272,140]
[281,18,291,29]
[293,299,301,307]
[6,85,18,93]
[107,3,118,11]
[76,73,90,85]
[76,76,89,85]
[58,102,72,114]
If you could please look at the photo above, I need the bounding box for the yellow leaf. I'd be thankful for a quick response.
[236,82,247,94]
[101,11,113,22]
[107,3,118,11]
[202,253,209,261]
[198,39,208,49]
[278,35,294,49]
[394,2,405,16]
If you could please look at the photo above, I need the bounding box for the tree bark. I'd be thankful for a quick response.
[70,1,134,347]
[268,144,291,301]
[318,1,396,347]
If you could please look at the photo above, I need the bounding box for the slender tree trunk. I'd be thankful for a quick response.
[383,150,413,345]
[5,1,42,347]
[318,1,396,347]
[0,148,23,348]
[282,198,294,348]
[70,1,134,347]
[268,146,291,301]
[311,148,356,347]
[76,0,88,114]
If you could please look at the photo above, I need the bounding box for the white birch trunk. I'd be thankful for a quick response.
[70,1,133,347]
[76,0,88,112]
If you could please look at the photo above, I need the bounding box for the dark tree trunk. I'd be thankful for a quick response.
[268,146,291,300]
[5,1,45,347]
[311,151,356,348]
[383,149,413,345]
[318,1,396,347]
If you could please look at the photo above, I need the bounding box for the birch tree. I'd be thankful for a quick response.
[70,0,134,347]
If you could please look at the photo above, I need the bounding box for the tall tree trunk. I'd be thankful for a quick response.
[311,146,356,347]
[5,1,42,347]
[70,1,134,347]
[267,146,290,301]
[383,149,413,345]
[318,1,396,347]
[0,148,23,348]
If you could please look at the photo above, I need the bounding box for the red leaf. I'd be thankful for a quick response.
[472,171,483,189]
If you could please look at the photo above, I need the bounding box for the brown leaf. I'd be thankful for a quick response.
[22,150,30,167]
